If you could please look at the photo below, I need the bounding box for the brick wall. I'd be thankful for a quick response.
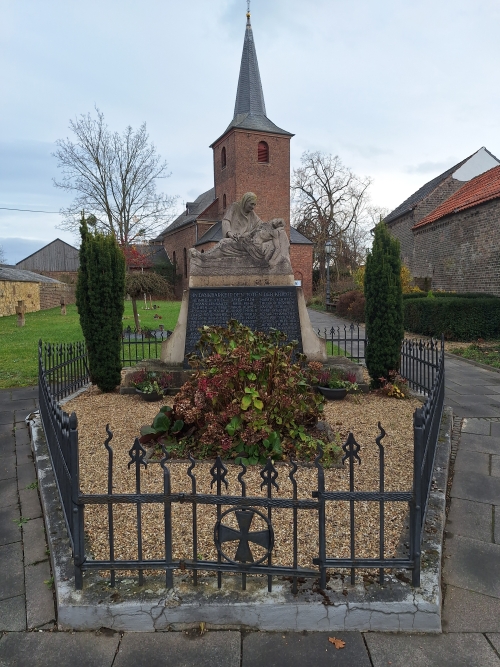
[213,129,291,234]
[39,283,76,310]
[162,223,197,298]
[412,198,500,294]
[0,281,40,316]
[290,244,313,300]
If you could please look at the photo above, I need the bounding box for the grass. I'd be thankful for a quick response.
[0,300,181,388]
[449,342,500,369]
[326,341,352,357]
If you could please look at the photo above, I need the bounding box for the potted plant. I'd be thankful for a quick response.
[310,366,358,400]
[130,370,173,401]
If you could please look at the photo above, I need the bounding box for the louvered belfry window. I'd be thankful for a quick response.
[258,141,269,163]
[221,147,227,168]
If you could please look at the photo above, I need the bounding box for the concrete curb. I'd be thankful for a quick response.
[29,408,452,633]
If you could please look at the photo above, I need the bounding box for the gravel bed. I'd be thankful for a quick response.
[64,388,421,576]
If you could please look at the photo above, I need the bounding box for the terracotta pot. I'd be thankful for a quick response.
[135,388,163,402]
[315,386,347,400]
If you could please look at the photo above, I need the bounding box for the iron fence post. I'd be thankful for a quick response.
[412,408,424,587]
[69,413,85,589]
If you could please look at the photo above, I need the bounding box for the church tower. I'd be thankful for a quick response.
[210,9,294,234]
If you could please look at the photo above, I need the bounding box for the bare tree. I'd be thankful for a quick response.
[291,151,372,284]
[53,109,178,244]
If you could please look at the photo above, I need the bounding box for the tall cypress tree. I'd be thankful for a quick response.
[364,221,403,388]
[76,215,125,392]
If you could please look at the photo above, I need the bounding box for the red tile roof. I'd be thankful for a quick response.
[412,165,500,230]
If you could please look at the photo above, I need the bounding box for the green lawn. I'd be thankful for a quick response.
[449,342,500,369]
[0,300,181,388]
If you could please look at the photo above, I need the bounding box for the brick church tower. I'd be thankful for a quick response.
[210,10,293,233]
[157,9,313,298]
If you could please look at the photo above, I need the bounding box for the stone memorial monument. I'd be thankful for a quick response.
[161,193,326,365]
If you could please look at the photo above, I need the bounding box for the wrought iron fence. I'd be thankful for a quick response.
[38,333,445,592]
[121,327,172,366]
[401,337,444,395]
[317,324,366,362]
[39,340,90,403]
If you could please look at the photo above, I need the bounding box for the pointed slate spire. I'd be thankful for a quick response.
[210,8,293,147]
[233,11,266,117]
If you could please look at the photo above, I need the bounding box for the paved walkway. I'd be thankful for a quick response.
[2,314,500,664]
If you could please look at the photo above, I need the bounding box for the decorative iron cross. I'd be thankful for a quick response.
[216,508,273,564]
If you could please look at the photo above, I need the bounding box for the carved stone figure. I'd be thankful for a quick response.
[190,193,293,276]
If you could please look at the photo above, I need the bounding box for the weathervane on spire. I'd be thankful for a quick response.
[246,0,251,21]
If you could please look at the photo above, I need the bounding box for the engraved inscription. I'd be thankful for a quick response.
[185,287,302,361]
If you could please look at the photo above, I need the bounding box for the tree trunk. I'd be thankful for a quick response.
[132,297,141,331]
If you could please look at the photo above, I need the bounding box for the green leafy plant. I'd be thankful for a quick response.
[139,405,185,459]
[377,371,410,399]
[44,577,54,589]
[13,517,29,527]
[130,369,172,394]
[144,321,330,464]
[25,481,38,490]
[311,366,358,391]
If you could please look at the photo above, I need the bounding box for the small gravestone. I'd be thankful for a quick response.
[60,297,67,315]
[16,300,26,327]
[161,192,326,365]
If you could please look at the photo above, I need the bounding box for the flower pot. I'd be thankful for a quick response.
[165,387,181,396]
[135,388,163,402]
[315,386,347,400]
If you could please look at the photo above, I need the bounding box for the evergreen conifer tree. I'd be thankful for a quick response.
[76,215,125,392]
[364,221,403,387]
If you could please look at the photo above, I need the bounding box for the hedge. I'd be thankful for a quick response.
[403,292,498,300]
[404,297,500,340]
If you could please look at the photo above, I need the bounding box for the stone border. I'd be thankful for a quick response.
[28,406,452,632]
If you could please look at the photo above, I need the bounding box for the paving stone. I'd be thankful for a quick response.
[11,387,38,400]
[462,419,493,435]
[22,518,48,565]
[25,560,56,629]
[487,634,500,654]
[491,455,500,477]
[0,411,13,425]
[0,596,26,631]
[0,542,24,600]
[0,451,17,480]
[0,434,16,454]
[115,631,240,667]
[444,534,500,598]
[0,504,22,546]
[443,586,500,632]
[8,399,38,414]
[454,448,490,475]
[0,422,14,437]
[365,632,500,667]
[460,432,500,455]
[447,498,493,542]
[445,400,500,419]
[491,422,500,437]
[16,461,36,489]
[0,632,119,667]
[452,470,500,504]
[18,488,42,519]
[242,632,371,667]
[13,427,31,447]
[16,441,33,459]
[495,506,500,544]
[0,476,19,507]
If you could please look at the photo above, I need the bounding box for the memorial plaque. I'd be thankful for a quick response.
[185,286,302,363]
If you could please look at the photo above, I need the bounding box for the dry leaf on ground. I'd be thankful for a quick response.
[328,637,346,649]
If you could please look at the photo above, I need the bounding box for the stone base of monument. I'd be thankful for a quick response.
[161,285,326,366]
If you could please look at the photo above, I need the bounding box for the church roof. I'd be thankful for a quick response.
[155,188,216,239]
[210,13,292,147]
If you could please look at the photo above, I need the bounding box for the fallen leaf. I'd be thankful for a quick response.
[199,622,206,636]
[328,637,345,649]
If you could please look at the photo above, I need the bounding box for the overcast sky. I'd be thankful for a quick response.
[1,0,499,263]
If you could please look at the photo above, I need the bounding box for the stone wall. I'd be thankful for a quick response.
[0,281,40,316]
[39,282,76,310]
[39,271,78,284]
[162,223,197,298]
[412,198,500,294]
